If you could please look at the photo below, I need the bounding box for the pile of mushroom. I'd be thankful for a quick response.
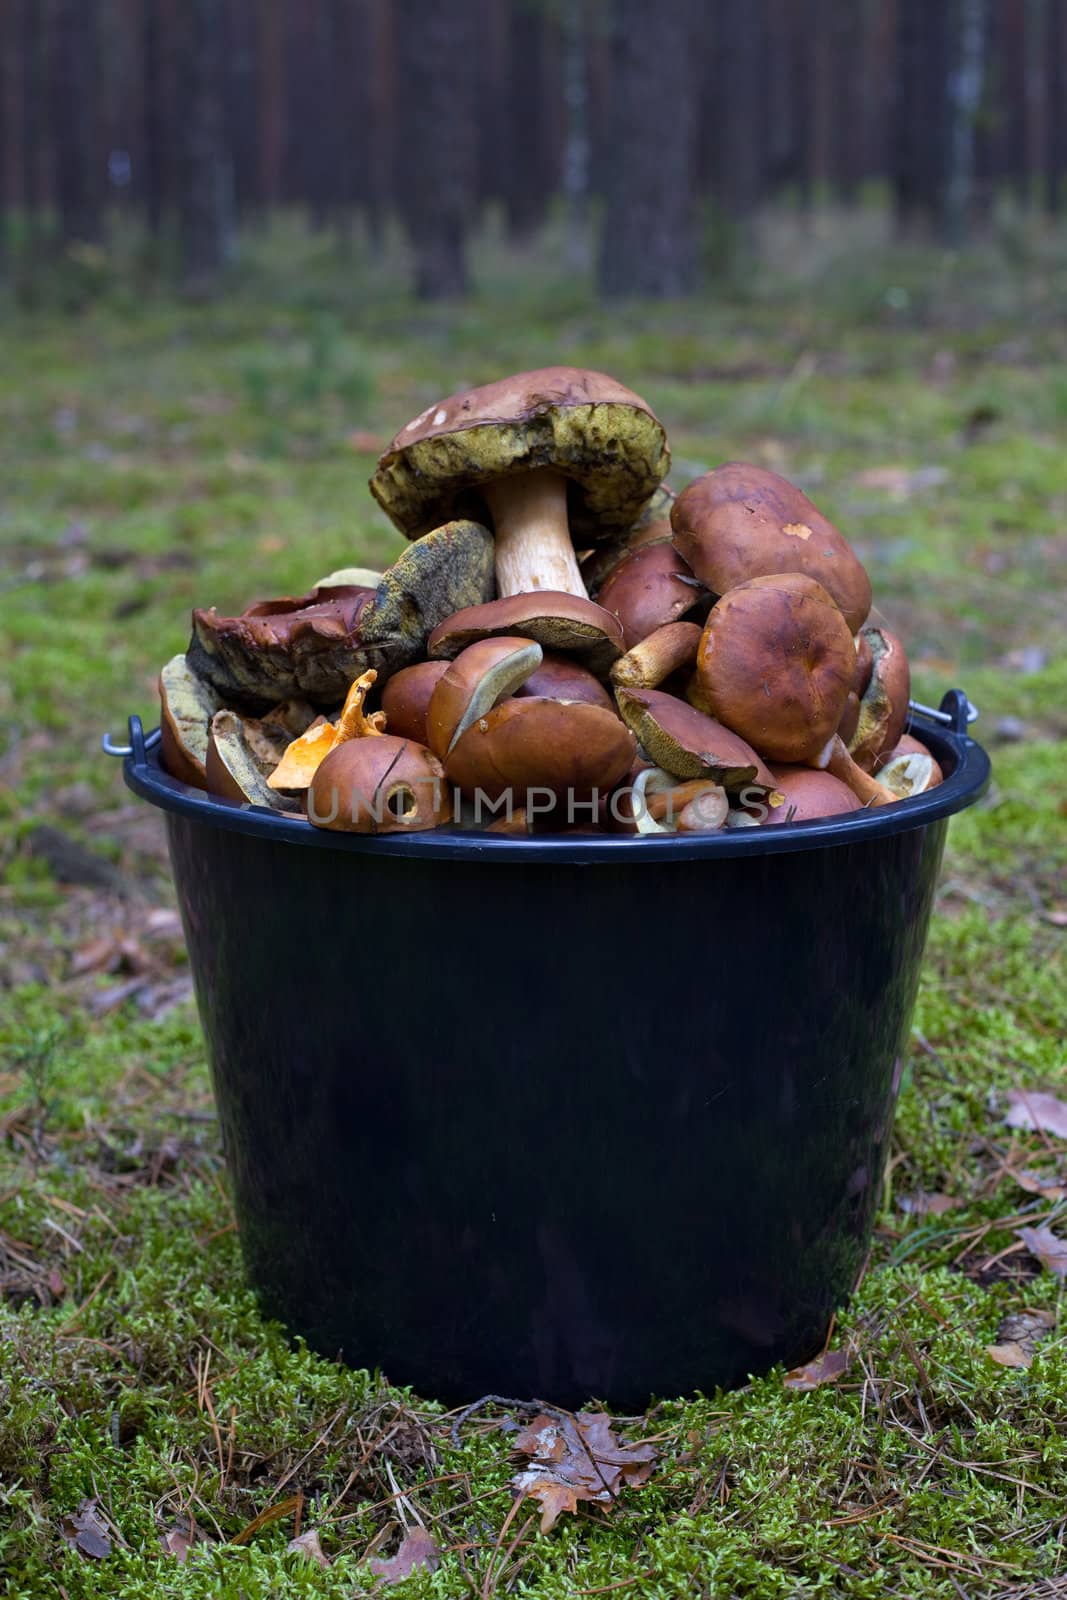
[158,366,943,837]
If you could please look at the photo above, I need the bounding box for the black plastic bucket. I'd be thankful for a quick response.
[117,691,989,1409]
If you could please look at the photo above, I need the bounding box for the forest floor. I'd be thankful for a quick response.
[1,217,1067,1598]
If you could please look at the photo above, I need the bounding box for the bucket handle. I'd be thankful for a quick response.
[101,715,159,764]
[909,691,978,737]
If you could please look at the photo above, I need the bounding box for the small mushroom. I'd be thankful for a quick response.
[426,636,544,759]
[614,687,778,794]
[696,574,856,764]
[513,652,614,711]
[205,711,303,814]
[847,627,911,772]
[370,367,670,598]
[593,540,709,650]
[877,743,943,797]
[240,699,320,769]
[671,463,872,633]
[445,698,636,811]
[309,735,449,834]
[611,620,703,690]
[159,653,222,788]
[427,592,624,678]
[815,733,898,807]
[878,732,943,785]
[380,661,451,746]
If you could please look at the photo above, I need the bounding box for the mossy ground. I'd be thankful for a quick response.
[1,214,1066,1598]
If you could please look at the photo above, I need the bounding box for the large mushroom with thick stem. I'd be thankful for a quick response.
[370,368,670,599]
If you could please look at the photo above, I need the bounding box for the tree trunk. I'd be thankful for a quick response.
[715,0,766,227]
[20,0,43,254]
[395,0,477,300]
[598,0,698,297]
[1046,0,1066,214]
[176,0,228,292]
[0,0,8,274]
[893,0,952,236]
[141,0,165,235]
[50,0,101,245]
[504,1,556,240]
[830,0,865,205]
[944,0,987,245]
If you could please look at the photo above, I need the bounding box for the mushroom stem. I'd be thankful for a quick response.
[818,734,897,807]
[483,468,588,600]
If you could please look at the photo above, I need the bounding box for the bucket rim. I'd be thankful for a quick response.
[118,691,991,863]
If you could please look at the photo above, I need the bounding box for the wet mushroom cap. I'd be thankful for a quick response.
[369,366,670,544]
[309,735,449,834]
[697,574,856,765]
[445,698,635,804]
[380,661,451,746]
[671,463,872,634]
[513,651,614,711]
[427,592,624,676]
[426,635,543,759]
[614,686,777,792]
[189,584,376,706]
[594,540,708,651]
[580,483,676,591]
[759,766,862,825]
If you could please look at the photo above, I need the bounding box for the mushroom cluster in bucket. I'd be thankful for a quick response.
[159,367,942,836]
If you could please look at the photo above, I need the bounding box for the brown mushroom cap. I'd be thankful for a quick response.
[380,661,451,746]
[594,540,709,651]
[309,735,449,834]
[757,766,862,825]
[159,654,222,789]
[848,627,911,772]
[671,463,872,634]
[697,574,856,764]
[581,483,677,591]
[370,366,670,544]
[445,698,635,805]
[426,636,543,759]
[513,652,614,711]
[614,686,777,793]
[427,593,624,676]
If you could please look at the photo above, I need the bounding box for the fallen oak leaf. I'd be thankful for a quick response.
[1006,1167,1067,1203]
[287,1528,330,1567]
[60,1499,111,1560]
[1016,1224,1067,1279]
[367,1526,440,1583]
[783,1347,851,1391]
[1004,1089,1067,1141]
[986,1308,1055,1369]
[510,1411,657,1533]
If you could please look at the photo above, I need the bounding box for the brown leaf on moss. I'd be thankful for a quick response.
[287,1528,330,1567]
[1016,1224,1067,1278]
[987,1308,1055,1368]
[1004,1089,1067,1140]
[366,1526,440,1583]
[783,1348,851,1391]
[59,1499,111,1560]
[510,1411,658,1533]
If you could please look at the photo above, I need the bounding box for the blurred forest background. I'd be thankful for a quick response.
[1,0,1066,303]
